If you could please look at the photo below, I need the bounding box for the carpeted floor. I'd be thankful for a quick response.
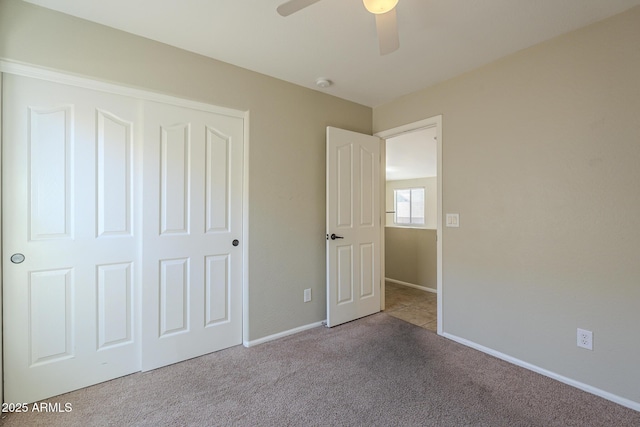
[1,313,638,426]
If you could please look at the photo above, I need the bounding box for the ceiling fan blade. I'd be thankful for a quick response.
[277,0,324,17]
[375,8,399,55]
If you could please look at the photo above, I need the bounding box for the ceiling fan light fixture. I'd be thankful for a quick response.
[362,0,398,14]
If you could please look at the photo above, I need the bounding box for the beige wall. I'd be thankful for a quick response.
[375,7,640,404]
[0,0,372,341]
[385,228,437,291]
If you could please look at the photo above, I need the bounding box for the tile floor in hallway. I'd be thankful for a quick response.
[384,281,437,332]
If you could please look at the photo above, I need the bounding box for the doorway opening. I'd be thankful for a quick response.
[376,116,442,335]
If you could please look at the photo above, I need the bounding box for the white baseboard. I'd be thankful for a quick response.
[385,278,437,294]
[243,321,325,348]
[442,332,640,412]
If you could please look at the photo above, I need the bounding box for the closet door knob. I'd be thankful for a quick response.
[11,253,25,264]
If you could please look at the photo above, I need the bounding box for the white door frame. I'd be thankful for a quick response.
[0,61,251,400]
[375,116,443,335]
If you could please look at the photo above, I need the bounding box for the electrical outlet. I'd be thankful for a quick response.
[577,328,593,350]
[304,288,311,303]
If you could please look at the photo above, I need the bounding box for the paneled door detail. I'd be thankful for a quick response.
[3,72,245,402]
[2,75,140,403]
[141,101,243,371]
[326,127,381,327]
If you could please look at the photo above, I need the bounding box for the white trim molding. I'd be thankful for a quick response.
[243,321,325,348]
[443,332,640,412]
[241,111,251,348]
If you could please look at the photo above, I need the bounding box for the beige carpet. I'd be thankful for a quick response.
[1,313,638,426]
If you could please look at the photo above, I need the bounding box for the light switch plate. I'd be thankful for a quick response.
[446,213,460,227]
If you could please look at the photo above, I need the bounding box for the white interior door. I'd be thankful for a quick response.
[2,75,141,403]
[326,127,381,327]
[141,101,243,371]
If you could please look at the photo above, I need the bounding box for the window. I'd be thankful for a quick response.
[394,188,425,225]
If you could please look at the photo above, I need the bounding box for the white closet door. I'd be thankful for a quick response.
[2,75,141,403]
[141,101,243,371]
[3,73,245,402]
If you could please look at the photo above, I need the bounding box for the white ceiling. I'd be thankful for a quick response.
[23,0,640,107]
[386,127,437,181]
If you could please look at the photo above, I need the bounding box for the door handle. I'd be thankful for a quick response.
[330,233,344,240]
[10,253,25,264]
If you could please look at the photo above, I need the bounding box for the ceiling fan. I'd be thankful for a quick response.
[276,0,400,55]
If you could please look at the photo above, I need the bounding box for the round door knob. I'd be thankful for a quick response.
[232,239,239,247]
[11,253,25,264]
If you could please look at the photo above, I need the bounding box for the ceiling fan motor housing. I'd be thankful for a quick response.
[362,0,399,14]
